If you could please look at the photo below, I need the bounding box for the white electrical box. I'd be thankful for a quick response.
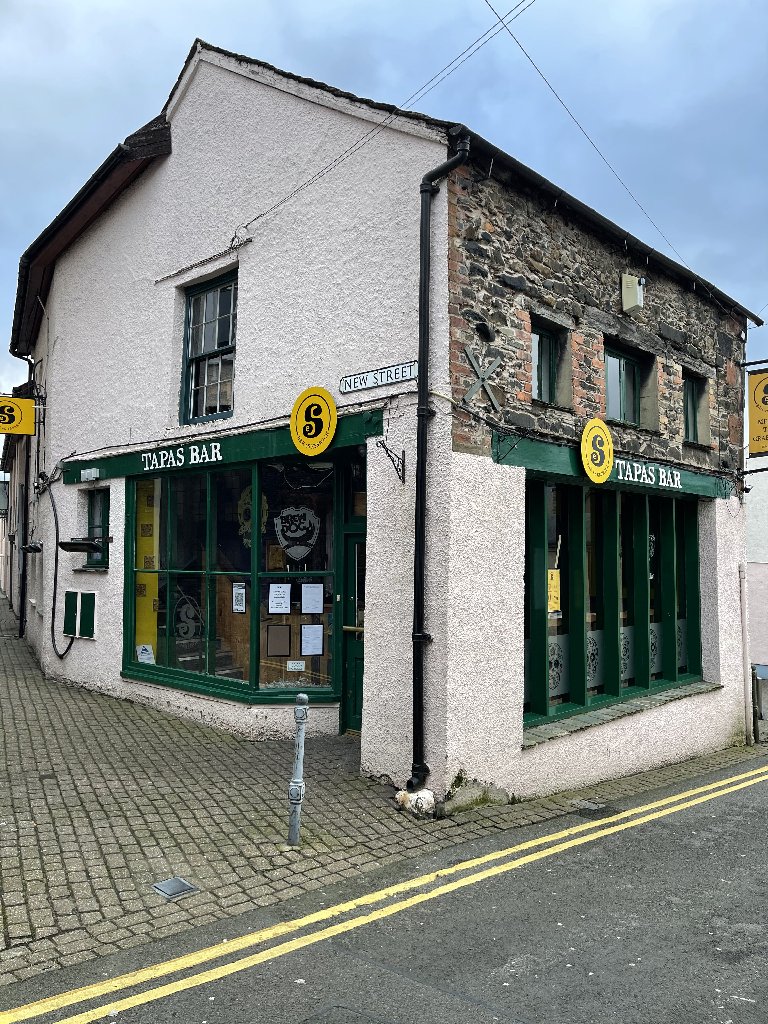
[621,273,645,314]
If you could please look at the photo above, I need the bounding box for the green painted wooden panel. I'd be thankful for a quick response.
[526,481,548,716]
[683,501,703,676]
[63,591,78,638]
[63,410,384,484]
[567,486,587,706]
[632,496,651,689]
[601,490,621,698]
[79,592,96,640]
[659,500,678,682]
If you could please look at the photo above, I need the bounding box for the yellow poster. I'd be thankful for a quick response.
[748,372,768,457]
[547,569,561,613]
[134,480,160,659]
[0,397,35,435]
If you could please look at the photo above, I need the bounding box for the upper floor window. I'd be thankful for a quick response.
[531,327,559,403]
[181,273,237,424]
[683,371,706,444]
[605,348,641,425]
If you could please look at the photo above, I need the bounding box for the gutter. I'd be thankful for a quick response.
[408,128,471,793]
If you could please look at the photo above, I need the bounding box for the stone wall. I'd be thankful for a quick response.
[446,161,747,477]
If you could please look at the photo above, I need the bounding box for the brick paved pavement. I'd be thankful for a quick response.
[0,595,766,988]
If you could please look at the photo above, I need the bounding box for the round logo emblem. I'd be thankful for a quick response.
[750,372,768,411]
[290,386,338,457]
[580,418,614,485]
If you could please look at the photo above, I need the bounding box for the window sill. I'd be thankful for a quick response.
[74,566,109,574]
[683,440,714,452]
[183,410,234,427]
[605,419,661,437]
[522,679,721,748]
[531,398,574,414]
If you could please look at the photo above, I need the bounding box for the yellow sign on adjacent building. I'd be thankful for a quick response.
[580,418,614,484]
[748,371,768,457]
[0,397,36,435]
[290,386,338,457]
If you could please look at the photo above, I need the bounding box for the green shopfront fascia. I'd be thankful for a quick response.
[493,433,733,726]
[63,413,381,718]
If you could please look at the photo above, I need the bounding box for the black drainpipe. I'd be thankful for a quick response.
[407,128,470,793]
[17,356,34,639]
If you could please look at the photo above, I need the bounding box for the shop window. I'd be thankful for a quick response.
[126,455,360,700]
[683,372,707,444]
[86,489,109,568]
[181,272,237,424]
[524,481,701,724]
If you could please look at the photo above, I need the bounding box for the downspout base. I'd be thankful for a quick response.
[406,762,430,792]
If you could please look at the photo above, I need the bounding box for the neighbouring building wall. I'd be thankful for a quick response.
[746,457,768,664]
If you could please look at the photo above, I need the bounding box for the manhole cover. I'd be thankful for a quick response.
[152,877,199,901]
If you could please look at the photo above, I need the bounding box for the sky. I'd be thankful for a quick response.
[1,0,766,396]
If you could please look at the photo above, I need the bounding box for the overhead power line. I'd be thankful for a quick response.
[230,0,538,242]
[481,0,758,324]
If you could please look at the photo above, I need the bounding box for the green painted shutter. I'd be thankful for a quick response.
[79,593,96,640]
[63,591,78,637]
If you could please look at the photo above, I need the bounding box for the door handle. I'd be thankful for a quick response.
[342,626,364,634]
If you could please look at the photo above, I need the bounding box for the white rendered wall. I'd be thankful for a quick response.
[24,49,450,743]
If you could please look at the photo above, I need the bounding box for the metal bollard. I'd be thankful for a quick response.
[287,693,309,846]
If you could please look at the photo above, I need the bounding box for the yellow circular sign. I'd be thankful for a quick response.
[290,386,338,457]
[580,418,614,485]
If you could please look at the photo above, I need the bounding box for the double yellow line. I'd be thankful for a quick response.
[3,762,768,1024]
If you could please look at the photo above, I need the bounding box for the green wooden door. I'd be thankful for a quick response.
[342,535,365,732]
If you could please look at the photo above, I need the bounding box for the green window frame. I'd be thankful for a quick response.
[605,348,640,425]
[180,271,237,425]
[86,488,109,568]
[123,452,367,705]
[683,373,703,443]
[524,481,701,724]
[531,327,558,403]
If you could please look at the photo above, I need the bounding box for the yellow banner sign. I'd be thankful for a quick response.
[290,386,338,457]
[748,371,768,457]
[0,397,36,435]
[580,418,613,484]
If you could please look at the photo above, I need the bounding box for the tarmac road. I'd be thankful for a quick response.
[2,757,767,1024]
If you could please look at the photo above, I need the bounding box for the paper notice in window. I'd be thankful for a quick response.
[268,583,291,614]
[301,624,324,656]
[547,569,561,613]
[301,583,324,614]
[232,582,246,614]
[136,644,155,665]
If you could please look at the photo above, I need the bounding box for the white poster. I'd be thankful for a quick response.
[268,583,291,614]
[301,624,324,656]
[232,582,246,614]
[301,583,324,614]
[136,644,155,665]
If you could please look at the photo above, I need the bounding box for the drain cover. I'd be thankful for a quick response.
[152,877,199,901]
